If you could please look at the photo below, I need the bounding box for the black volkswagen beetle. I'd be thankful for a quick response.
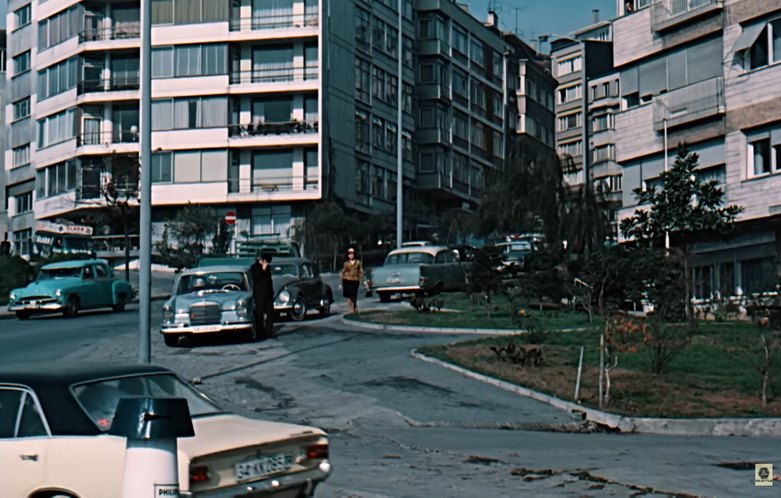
[270,257,334,321]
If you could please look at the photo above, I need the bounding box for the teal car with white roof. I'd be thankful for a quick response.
[7,259,133,320]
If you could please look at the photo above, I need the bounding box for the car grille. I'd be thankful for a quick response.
[19,296,58,305]
[189,302,222,325]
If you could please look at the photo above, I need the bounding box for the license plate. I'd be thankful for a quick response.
[235,453,295,481]
[386,276,401,283]
[190,325,221,333]
[30,301,38,308]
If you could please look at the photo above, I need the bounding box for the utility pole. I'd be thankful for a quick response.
[138,0,152,363]
[396,0,403,249]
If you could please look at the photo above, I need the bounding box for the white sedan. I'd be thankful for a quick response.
[0,362,331,497]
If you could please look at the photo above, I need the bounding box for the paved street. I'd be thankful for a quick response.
[1,288,779,497]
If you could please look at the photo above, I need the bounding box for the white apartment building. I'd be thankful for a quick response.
[4,0,514,257]
[613,0,781,298]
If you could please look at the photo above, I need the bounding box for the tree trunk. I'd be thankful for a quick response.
[683,250,696,331]
[599,333,605,408]
[762,334,770,406]
[122,204,130,282]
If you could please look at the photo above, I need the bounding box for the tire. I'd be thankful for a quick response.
[289,298,307,321]
[163,334,182,347]
[379,291,391,303]
[16,311,30,320]
[63,296,80,318]
[319,292,332,317]
[112,295,127,312]
[244,325,258,343]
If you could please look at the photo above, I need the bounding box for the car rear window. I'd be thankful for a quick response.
[384,252,434,265]
[71,373,223,431]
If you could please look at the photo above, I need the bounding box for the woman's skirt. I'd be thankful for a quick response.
[342,279,360,300]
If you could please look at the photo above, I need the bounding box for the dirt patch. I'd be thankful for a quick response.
[437,343,781,418]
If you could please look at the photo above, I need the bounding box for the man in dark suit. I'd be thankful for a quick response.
[250,252,275,339]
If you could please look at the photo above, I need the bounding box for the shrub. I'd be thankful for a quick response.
[0,256,35,303]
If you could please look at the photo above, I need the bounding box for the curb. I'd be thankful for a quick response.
[0,294,170,321]
[411,350,781,438]
[339,316,520,335]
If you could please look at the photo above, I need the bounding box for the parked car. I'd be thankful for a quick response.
[0,362,331,497]
[7,259,133,320]
[495,240,534,276]
[161,265,257,346]
[161,259,334,346]
[269,257,334,321]
[369,245,467,302]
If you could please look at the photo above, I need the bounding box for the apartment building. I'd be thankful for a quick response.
[612,0,781,298]
[4,0,514,257]
[550,19,614,190]
[0,30,7,247]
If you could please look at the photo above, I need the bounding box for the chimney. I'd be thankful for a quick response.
[486,11,498,29]
[592,9,600,23]
[457,3,470,14]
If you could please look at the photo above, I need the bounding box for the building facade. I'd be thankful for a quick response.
[4,0,515,257]
[613,0,781,298]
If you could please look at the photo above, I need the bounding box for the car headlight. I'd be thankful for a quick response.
[9,291,16,301]
[162,305,174,323]
[278,290,290,304]
[235,298,250,319]
[55,289,62,297]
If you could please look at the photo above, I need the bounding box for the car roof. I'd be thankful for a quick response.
[41,259,107,270]
[180,265,251,275]
[387,245,450,256]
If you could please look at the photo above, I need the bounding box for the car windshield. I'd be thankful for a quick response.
[384,252,435,265]
[37,267,83,279]
[63,237,93,250]
[71,373,223,432]
[177,272,247,295]
[270,263,299,277]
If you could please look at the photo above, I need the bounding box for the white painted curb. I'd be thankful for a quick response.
[411,350,781,437]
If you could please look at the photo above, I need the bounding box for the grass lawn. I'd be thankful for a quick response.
[418,320,781,418]
[347,292,601,330]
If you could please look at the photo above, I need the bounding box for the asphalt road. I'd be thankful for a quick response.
[1,286,780,497]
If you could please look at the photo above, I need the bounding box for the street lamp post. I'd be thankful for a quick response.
[138,0,152,363]
[396,0,403,249]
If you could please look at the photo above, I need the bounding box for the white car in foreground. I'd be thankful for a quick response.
[0,362,331,497]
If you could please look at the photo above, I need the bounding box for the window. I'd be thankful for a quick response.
[386,74,398,103]
[402,130,413,161]
[14,4,31,29]
[470,39,485,67]
[740,19,781,70]
[402,36,413,67]
[152,96,228,130]
[592,113,615,132]
[355,58,371,103]
[356,110,370,153]
[251,205,292,236]
[452,68,468,99]
[372,66,386,101]
[13,145,31,167]
[558,84,582,103]
[385,123,397,152]
[453,111,469,142]
[556,56,582,76]
[13,230,32,257]
[151,0,229,25]
[419,63,434,83]
[38,109,77,148]
[492,130,503,158]
[452,24,468,56]
[39,160,78,197]
[742,258,776,294]
[13,98,31,121]
[172,149,228,182]
[592,144,615,163]
[557,112,581,131]
[373,116,385,150]
[38,58,79,100]
[151,152,173,183]
[471,121,486,150]
[158,43,227,78]
[402,83,413,114]
[748,137,777,176]
[13,51,30,75]
[558,140,582,157]
[14,192,33,214]
[38,6,80,50]
[355,8,371,51]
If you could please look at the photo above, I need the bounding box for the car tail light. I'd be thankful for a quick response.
[190,465,211,485]
[305,444,329,460]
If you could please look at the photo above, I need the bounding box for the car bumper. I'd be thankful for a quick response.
[371,285,423,293]
[160,322,253,335]
[183,462,331,497]
[8,301,63,312]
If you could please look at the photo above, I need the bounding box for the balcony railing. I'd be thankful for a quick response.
[79,24,141,42]
[651,0,722,32]
[653,76,724,130]
[229,66,319,84]
[227,177,319,194]
[228,120,318,137]
[78,76,140,94]
[229,12,319,31]
[77,130,139,146]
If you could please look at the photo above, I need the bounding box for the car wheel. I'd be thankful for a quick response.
[16,311,31,320]
[319,295,331,317]
[112,295,127,312]
[63,296,80,318]
[245,325,258,343]
[163,334,182,347]
[289,298,307,321]
[379,291,391,303]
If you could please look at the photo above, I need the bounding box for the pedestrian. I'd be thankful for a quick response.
[250,252,275,339]
[341,247,365,313]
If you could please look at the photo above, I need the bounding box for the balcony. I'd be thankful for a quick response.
[653,76,724,130]
[229,12,318,31]
[79,25,140,43]
[229,65,318,85]
[651,0,722,32]
[228,120,318,137]
[77,130,139,147]
[78,76,140,94]
[227,176,319,194]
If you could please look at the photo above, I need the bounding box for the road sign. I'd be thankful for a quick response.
[225,211,236,225]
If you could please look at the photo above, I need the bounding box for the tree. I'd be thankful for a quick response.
[620,146,743,330]
[156,204,220,269]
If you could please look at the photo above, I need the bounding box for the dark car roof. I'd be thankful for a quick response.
[0,362,173,436]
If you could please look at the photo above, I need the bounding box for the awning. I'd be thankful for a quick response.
[732,22,765,53]
[6,180,34,197]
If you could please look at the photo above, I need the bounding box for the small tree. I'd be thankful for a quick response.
[620,146,743,330]
[156,204,219,268]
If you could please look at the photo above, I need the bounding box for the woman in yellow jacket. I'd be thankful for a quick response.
[341,247,365,313]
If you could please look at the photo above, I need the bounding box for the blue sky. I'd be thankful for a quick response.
[465,0,617,51]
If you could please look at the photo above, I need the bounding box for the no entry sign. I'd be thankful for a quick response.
[225,211,236,225]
